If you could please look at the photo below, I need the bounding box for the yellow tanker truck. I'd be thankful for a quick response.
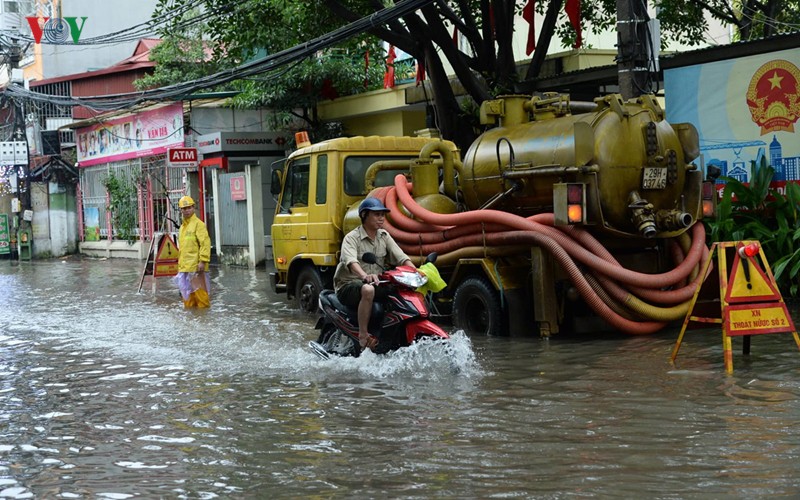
[269,93,716,336]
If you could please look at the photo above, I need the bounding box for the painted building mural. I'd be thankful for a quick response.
[665,48,800,193]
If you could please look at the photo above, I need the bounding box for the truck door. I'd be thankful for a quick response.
[272,157,311,262]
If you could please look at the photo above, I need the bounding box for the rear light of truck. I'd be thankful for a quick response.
[554,183,586,225]
[566,183,585,223]
[702,181,717,218]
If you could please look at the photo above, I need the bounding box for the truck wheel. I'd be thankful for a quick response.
[295,266,323,313]
[452,276,505,336]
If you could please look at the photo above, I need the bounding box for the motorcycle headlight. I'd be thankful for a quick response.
[394,271,428,288]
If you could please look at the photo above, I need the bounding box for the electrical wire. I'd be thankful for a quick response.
[3,0,433,113]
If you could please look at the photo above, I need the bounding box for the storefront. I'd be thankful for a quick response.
[74,102,188,259]
[196,131,288,267]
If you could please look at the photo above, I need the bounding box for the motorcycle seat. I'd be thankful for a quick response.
[320,289,384,333]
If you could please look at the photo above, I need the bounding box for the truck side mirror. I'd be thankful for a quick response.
[270,170,283,195]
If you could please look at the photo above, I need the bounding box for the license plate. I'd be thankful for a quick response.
[642,167,667,189]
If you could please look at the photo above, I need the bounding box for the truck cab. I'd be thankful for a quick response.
[270,135,451,312]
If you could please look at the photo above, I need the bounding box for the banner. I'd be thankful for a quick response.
[0,214,9,254]
[665,48,800,194]
[75,103,185,167]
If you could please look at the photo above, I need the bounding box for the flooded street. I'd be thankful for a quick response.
[1,257,799,498]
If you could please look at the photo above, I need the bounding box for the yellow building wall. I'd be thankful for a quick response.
[318,84,426,137]
[338,110,426,137]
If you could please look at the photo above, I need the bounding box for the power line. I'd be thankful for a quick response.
[4,0,433,113]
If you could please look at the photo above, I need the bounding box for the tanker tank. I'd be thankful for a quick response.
[457,93,703,239]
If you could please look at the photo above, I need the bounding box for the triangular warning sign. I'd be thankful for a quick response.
[725,248,780,303]
[672,240,800,373]
[156,234,180,261]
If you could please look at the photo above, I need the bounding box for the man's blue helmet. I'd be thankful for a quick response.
[358,197,390,218]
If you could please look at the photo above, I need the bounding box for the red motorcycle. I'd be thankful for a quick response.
[309,253,449,358]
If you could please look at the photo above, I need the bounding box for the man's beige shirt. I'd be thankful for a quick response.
[333,225,410,291]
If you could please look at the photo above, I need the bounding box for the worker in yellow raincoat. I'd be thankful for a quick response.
[174,195,211,308]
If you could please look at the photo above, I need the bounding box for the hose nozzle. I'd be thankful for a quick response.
[656,210,694,231]
[628,191,657,239]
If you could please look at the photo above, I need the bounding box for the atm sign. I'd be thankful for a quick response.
[167,147,199,167]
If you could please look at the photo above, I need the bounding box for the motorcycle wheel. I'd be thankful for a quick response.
[318,325,359,357]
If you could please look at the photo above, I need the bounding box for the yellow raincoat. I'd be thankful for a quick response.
[179,214,211,272]
[178,214,211,308]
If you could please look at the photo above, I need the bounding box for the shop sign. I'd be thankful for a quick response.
[196,132,288,155]
[75,102,185,167]
[0,214,9,255]
[230,175,247,201]
[167,147,199,167]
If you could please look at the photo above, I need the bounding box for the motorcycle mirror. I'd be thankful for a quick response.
[425,252,438,264]
[362,252,378,264]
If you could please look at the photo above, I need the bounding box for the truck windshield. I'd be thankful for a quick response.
[343,155,417,195]
[279,158,310,213]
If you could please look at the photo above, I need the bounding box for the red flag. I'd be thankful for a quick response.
[488,1,496,40]
[565,0,582,48]
[415,60,426,86]
[383,45,396,89]
[452,26,458,45]
[364,50,369,88]
[321,79,338,100]
[522,0,535,55]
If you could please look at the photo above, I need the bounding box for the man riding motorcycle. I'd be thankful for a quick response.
[332,197,414,352]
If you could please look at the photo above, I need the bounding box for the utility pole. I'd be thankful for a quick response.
[616,0,651,99]
[4,38,32,257]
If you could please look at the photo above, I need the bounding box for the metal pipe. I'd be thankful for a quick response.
[419,140,457,199]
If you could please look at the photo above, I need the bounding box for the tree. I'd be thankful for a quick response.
[149,1,388,141]
[134,10,226,91]
[150,0,799,149]
[578,0,800,47]
[654,0,800,44]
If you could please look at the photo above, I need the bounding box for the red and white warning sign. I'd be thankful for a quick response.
[167,147,199,168]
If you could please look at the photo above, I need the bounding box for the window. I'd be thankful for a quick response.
[279,158,310,213]
[343,155,417,195]
[316,155,328,204]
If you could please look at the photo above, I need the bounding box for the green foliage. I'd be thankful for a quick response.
[149,0,387,134]
[229,43,386,133]
[134,9,228,91]
[146,0,798,150]
[102,172,140,243]
[706,159,800,296]
[769,182,800,296]
[653,0,800,45]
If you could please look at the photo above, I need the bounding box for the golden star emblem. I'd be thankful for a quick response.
[768,71,784,90]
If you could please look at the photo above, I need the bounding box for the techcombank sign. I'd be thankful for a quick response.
[196,132,288,155]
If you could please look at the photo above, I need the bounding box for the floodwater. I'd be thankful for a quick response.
[1,257,799,499]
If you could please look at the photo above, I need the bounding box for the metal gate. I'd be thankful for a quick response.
[218,171,249,246]
[78,154,184,242]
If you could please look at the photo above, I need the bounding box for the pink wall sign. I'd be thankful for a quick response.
[230,175,247,201]
[76,102,185,167]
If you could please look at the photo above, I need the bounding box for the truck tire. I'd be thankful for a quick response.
[452,276,506,336]
[295,266,323,313]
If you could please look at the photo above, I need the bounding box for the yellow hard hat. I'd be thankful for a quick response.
[178,195,195,208]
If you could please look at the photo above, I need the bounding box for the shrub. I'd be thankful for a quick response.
[705,158,800,296]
